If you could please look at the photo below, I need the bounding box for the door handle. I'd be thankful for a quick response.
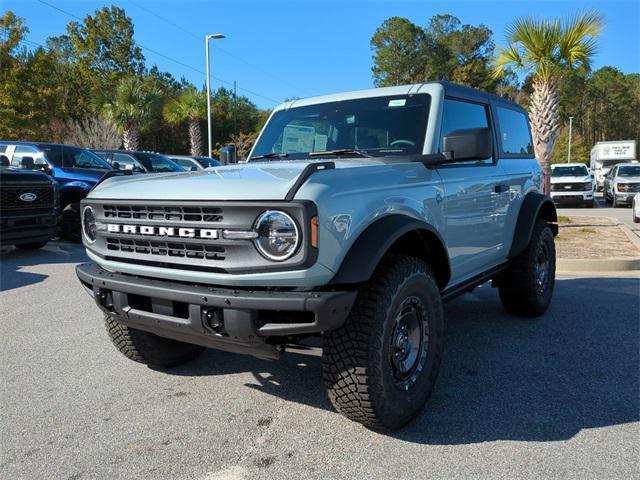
[494,184,509,193]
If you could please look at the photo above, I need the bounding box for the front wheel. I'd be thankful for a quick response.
[58,207,82,243]
[322,255,444,431]
[498,220,556,317]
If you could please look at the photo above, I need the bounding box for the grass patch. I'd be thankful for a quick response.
[580,227,596,233]
[557,215,572,224]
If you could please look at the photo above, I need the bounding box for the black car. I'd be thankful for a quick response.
[0,159,58,250]
[92,150,184,173]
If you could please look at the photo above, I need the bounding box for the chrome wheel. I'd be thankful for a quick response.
[389,296,428,391]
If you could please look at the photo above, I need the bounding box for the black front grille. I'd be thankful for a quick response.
[551,183,589,192]
[0,184,54,210]
[106,237,226,261]
[103,204,223,223]
[628,183,640,192]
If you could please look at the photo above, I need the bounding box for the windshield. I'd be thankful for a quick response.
[551,165,588,177]
[41,144,112,169]
[618,166,640,177]
[251,94,430,160]
[133,153,184,173]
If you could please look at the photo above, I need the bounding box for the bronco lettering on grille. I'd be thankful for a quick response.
[107,224,220,239]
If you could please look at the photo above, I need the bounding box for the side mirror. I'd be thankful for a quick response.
[112,161,121,170]
[220,145,237,165]
[442,128,493,162]
[0,155,9,167]
[190,166,198,172]
[21,156,35,170]
[39,163,53,175]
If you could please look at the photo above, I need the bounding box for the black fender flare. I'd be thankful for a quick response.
[508,191,558,258]
[330,214,451,289]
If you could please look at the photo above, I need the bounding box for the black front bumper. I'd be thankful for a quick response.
[76,263,356,360]
[0,211,57,246]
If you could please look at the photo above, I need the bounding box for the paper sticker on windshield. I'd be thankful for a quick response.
[388,99,406,107]
[314,134,328,152]
[282,125,315,153]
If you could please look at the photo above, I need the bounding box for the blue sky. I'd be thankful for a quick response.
[6,0,640,109]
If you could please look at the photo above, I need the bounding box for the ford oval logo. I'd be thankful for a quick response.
[19,192,37,202]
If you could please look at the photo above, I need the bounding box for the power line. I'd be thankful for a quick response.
[35,0,281,105]
[129,1,312,96]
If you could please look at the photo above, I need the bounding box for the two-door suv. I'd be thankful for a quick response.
[76,82,558,430]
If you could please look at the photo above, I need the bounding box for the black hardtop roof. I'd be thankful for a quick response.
[0,141,85,149]
[433,81,526,112]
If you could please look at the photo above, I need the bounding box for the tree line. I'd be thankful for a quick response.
[0,7,269,157]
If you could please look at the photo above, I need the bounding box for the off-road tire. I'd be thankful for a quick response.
[58,207,82,243]
[105,314,205,368]
[498,220,555,317]
[321,255,444,431]
[15,241,48,250]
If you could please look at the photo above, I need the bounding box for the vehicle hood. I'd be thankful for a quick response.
[88,159,383,201]
[615,176,640,183]
[0,167,54,184]
[56,167,111,183]
[550,175,592,183]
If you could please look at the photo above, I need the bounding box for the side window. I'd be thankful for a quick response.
[0,145,6,154]
[439,99,491,163]
[11,145,43,167]
[496,107,534,155]
[112,153,142,171]
[176,159,196,170]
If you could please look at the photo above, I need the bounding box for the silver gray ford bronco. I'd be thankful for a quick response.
[76,81,558,430]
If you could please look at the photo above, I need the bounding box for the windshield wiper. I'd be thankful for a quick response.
[309,149,371,158]
[249,152,289,161]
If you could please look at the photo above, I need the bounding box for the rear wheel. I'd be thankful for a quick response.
[322,255,444,431]
[105,314,205,368]
[498,220,556,317]
[15,241,48,250]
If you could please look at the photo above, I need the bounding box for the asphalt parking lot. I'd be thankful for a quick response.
[1,242,638,480]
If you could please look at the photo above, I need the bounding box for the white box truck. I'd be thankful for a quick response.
[590,140,637,191]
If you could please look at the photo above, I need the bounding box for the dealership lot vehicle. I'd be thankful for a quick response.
[0,162,57,249]
[590,140,637,191]
[167,155,221,171]
[550,163,595,207]
[633,194,640,223]
[92,149,185,173]
[0,142,112,242]
[76,82,558,430]
[604,163,640,207]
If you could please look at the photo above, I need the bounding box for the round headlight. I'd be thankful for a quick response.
[82,206,97,243]
[254,210,300,261]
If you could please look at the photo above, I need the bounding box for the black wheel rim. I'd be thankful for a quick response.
[535,241,550,296]
[388,296,429,391]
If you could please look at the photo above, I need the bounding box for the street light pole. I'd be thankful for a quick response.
[567,116,574,163]
[205,33,225,157]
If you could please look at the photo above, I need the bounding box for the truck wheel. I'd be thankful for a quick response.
[105,315,205,368]
[498,220,556,317]
[58,207,82,243]
[15,241,48,250]
[321,255,444,431]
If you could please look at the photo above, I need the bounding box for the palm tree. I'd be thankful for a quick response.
[103,76,161,151]
[493,11,603,193]
[163,86,206,156]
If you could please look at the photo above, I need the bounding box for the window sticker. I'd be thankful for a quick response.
[314,134,328,152]
[282,125,316,153]
[388,99,406,107]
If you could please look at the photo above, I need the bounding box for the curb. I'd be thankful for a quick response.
[557,257,640,273]
[619,223,640,250]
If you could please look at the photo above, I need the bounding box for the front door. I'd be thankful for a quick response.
[436,98,509,282]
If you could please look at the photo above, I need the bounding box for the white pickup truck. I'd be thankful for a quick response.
[550,163,595,207]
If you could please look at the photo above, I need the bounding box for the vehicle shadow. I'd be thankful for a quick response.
[0,241,88,292]
[169,276,639,444]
